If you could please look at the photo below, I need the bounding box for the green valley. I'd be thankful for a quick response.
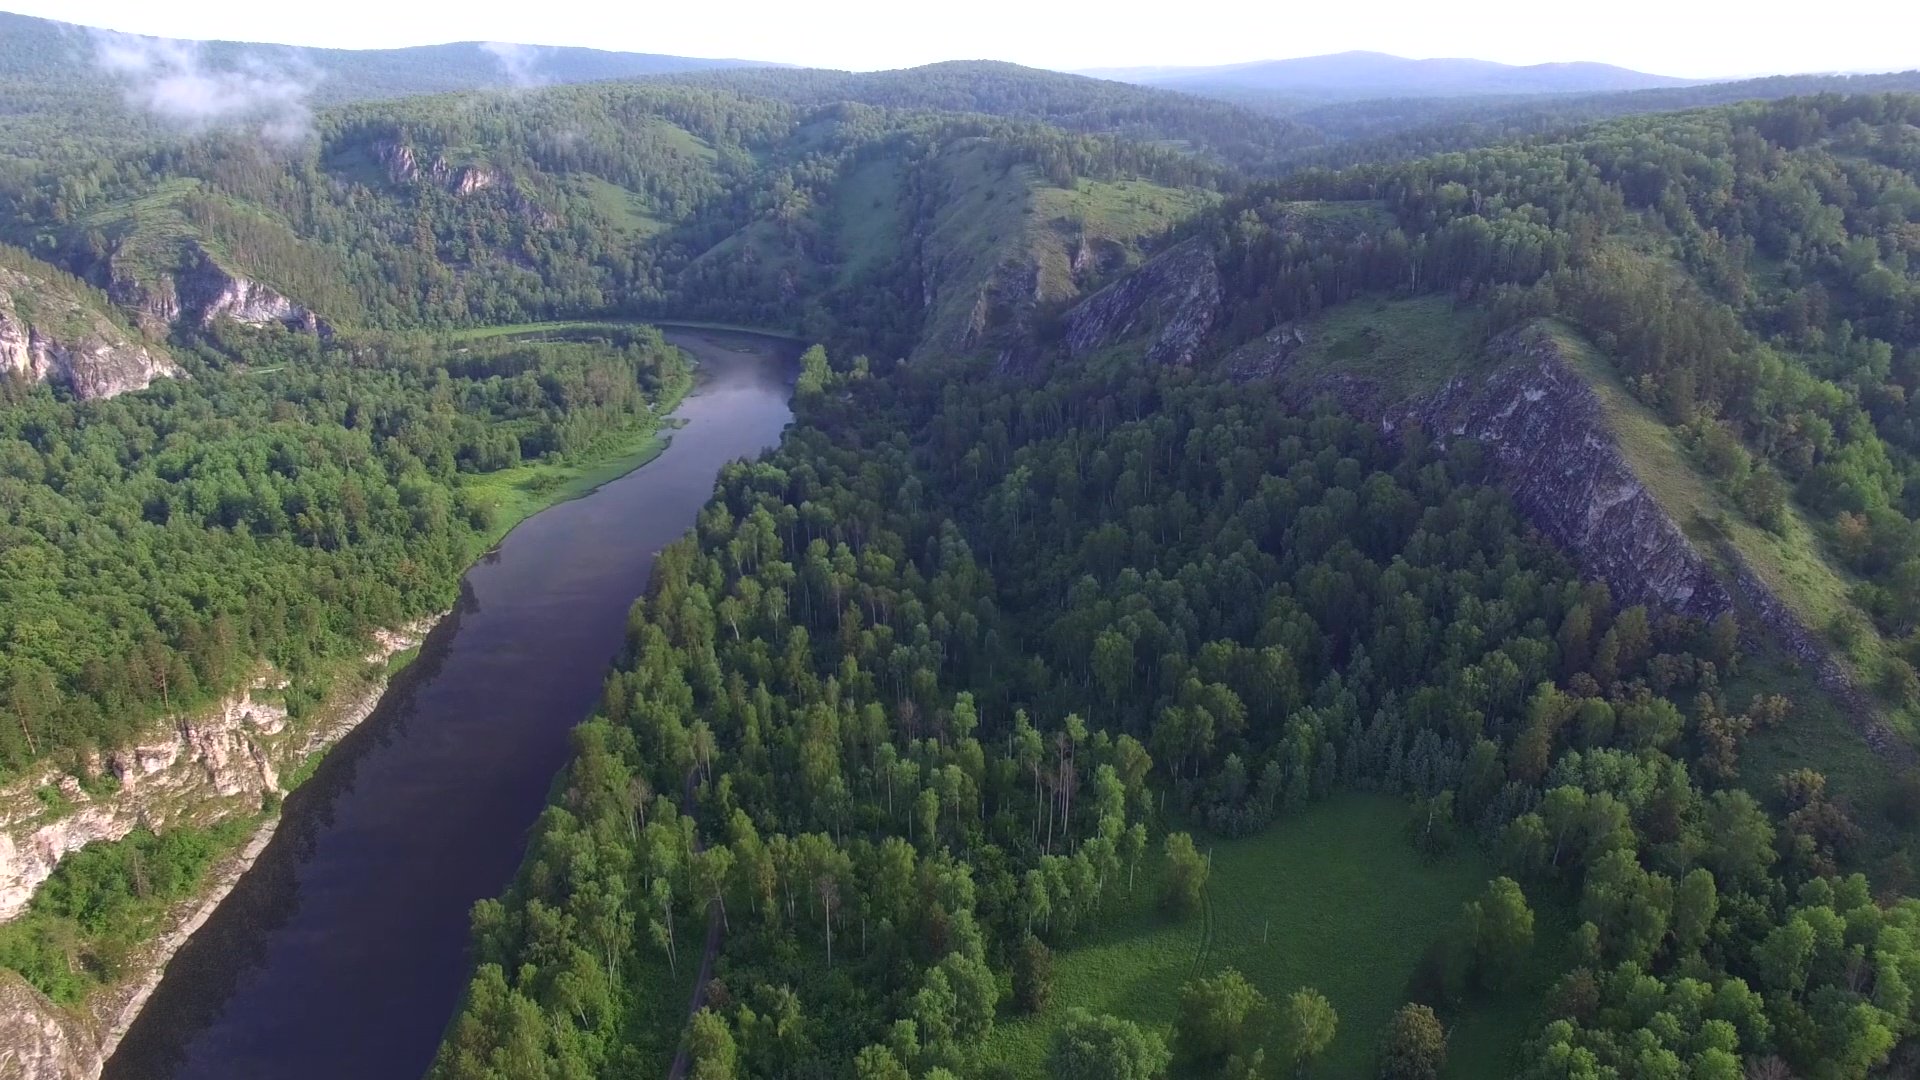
[1,12,1920,1080]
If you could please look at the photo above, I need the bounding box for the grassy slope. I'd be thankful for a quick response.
[1543,321,1920,858]
[833,158,906,285]
[461,425,677,547]
[573,175,671,239]
[1272,294,1491,401]
[979,796,1559,1078]
[917,140,1216,356]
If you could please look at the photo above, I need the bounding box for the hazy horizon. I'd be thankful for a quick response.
[3,0,1915,80]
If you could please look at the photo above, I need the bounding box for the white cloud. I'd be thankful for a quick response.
[481,41,548,89]
[91,30,317,144]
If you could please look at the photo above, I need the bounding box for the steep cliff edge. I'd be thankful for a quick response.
[86,234,330,339]
[0,263,176,400]
[1404,328,1733,620]
[0,617,439,1080]
[1227,319,1731,618]
[908,142,1216,365]
[172,246,331,336]
[1060,237,1222,367]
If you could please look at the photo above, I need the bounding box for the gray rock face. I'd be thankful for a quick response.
[0,270,178,400]
[374,140,499,196]
[1061,238,1222,366]
[0,971,97,1080]
[1402,329,1730,619]
[175,248,331,336]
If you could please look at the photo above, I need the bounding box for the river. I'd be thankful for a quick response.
[103,327,798,1080]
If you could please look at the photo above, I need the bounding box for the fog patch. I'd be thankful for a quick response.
[91,31,316,145]
[482,41,549,90]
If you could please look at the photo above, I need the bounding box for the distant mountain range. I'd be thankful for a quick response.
[1080,50,1701,102]
[0,10,777,107]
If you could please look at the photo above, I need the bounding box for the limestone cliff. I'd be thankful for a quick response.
[0,619,436,923]
[173,247,331,336]
[0,265,177,401]
[374,140,498,195]
[0,617,439,1080]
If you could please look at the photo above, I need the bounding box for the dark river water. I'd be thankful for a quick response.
[104,327,797,1080]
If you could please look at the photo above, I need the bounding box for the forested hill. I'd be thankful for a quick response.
[0,11,773,106]
[422,89,1920,1080]
[10,31,1920,1078]
[0,64,1269,363]
[662,62,1312,167]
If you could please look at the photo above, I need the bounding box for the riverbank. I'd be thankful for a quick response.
[0,617,437,1080]
[94,327,796,1080]
[0,330,731,1080]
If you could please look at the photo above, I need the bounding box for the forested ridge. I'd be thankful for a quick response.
[430,89,1920,1080]
[436,345,1920,1079]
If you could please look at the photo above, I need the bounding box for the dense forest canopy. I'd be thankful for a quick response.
[426,89,1920,1080]
[0,325,689,771]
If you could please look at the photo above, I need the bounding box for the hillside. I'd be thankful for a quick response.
[0,66,1253,366]
[0,11,771,114]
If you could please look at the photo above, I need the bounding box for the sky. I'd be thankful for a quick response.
[6,0,1918,79]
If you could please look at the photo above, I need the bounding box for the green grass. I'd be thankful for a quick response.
[461,422,677,548]
[979,796,1554,1078]
[1272,295,1492,402]
[834,158,906,285]
[1028,177,1218,246]
[574,175,671,238]
[915,141,1214,357]
[384,646,422,679]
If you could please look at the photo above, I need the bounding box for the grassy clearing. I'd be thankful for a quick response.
[917,141,1214,356]
[461,422,676,548]
[834,158,906,285]
[1028,177,1218,245]
[979,796,1556,1078]
[574,175,670,238]
[1272,294,1493,402]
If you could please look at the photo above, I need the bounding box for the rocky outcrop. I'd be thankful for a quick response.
[374,141,499,196]
[0,268,177,400]
[103,271,179,339]
[91,240,329,340]
[1061,238,1222,367]
[0,972,95,1080]
[0,617,436,925]
[1400,329,1731,619]
[174,248,331,336]
[1230,320,1728,619]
